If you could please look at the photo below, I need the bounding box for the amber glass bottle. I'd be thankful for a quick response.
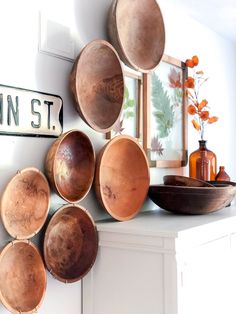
[215,166,230,181]
[189,140,217,180]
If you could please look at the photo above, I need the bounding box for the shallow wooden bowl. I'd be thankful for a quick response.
[108,0,165,72]
[1,167,50,239]
[44,204,98,283]
[70,40,124,133]
[45,130,95,203]
[148,185,236,215]
[0,240,46,314]
[164,175,214,187]
[95,135,150,221]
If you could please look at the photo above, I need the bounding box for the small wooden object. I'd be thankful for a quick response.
[45,130,95,203]
[108,0,165,72]
[70,40,124,133]
[1,167,50,239]
[163,175,214,187]
[44,204,98,283]
[95,135,150,221]
[149,185,236,215]
[0,240,46,314]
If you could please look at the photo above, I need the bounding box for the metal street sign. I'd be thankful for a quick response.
[0,84,63,137]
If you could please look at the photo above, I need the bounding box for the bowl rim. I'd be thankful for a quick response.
[0,239,47,314]
[43,204,98,283]
[52,129,96,203]
[111,0,165,72]
[0,167,50,239]
[72,39,125,133]
[96,135,150,221]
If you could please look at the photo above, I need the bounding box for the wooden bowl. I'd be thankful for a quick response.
[70,40,124,133]
[108,0,165,72]
[45,130,95,203]
[0,240,46,314]
[95,135,150,221]
[163,175,214,187]
[44,204,98,283]
[1,167,50,239]
[148,185,236,214]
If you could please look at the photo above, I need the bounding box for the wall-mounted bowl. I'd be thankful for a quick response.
[108,0,165,72]
[43,204,98,283]
[70,39,124,133]
[95,135,150,221]
[1,167,50,239]
[45,130,95,203]
[0,240,46,314]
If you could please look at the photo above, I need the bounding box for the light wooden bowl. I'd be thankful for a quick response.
[44,204,98,283]
[70,39,124,133]
[1,167,50,239]
[163,175,214,187]
[108,0,165,72]
[0,240,46,314]
[45,130,95,203]
[95,135,150,221]
[149,184,236,215]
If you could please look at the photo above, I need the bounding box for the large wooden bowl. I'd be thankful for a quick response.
[149,185,236,215]
[1,167,50,239]
[95,135,150,221]
[108,0,165,72]
[0,240,46,314]
[70,40,124,133]
[44,204,98,283]
[45,130,95,203]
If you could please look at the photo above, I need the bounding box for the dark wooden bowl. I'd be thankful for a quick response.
[108,0,165,72]
[164,175,214,187]
[70,39,124,133]
[1,167,50,239]
[149,184,236,214]
[0,240,46,314]
[95,135,150,221]
[43,204,98,283]
[45,130,95,203]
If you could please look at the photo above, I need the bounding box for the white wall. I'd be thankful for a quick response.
[0,0,235,313]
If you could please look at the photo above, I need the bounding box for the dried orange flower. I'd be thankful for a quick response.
[185,77,195,88]
[185,55,218,139]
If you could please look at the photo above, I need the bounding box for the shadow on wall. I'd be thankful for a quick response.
[73,0,112,45]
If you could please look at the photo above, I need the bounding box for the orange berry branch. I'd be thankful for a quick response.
[185,55,218,140]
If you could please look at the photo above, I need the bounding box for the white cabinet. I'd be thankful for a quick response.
[83,206,236,314]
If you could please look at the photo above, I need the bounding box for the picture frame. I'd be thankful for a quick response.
[143,54,188,168]
[106,67,143,142]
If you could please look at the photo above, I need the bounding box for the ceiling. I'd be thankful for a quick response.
[170,0,236,43]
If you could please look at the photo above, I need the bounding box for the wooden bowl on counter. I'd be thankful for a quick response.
[95,135,150,221]
[70,39,124,133]
[108,0,165,72]
[45,130,95,203]
[148,184,236,215]
[44,204,98,283]
[0,240,46,314]
[1,167,50,239]
[163,175,214,187]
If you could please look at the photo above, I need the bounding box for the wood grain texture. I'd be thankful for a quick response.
[95,135,150,221]
[0,240,46,314]
[70,40,124,133]
[44,204,98,283]
[108,0,165,72]
[1,168,50,239]
[163,175,214,187]
[45,130,95,203]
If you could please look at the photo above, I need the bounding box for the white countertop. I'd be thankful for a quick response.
[96,205,236,239]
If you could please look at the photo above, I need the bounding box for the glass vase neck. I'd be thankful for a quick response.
[198,140,207,150]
